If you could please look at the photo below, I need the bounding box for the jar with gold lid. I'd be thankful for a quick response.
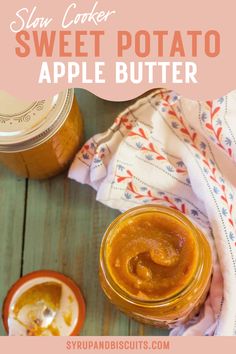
[99,205,212,328]
[0,89,83,179]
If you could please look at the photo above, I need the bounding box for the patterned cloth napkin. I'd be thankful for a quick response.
[69,89,236,336]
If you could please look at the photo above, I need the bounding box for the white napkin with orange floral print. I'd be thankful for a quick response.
[69,89,236,336]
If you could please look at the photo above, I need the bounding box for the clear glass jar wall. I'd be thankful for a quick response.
[99,205,212,328]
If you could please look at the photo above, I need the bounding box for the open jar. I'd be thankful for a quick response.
[99,205,212,328]
[2,270,86,336]
[0,89,83,179]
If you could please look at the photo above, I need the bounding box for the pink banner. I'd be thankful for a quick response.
[1,0,236,100]
[0,336,236,354]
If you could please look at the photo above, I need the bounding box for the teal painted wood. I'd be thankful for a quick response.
[75,89,135,139]
[0,89,169,336]
[73,90,169,336]
[21,90,132,335]
[129,321,169,336]
[22,177,130,335]
[0,166,26,335]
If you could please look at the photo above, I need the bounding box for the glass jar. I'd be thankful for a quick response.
[0,89,83,179]
[99,205,212,328]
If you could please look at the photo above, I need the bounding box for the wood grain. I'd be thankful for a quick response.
[22,175,130,335]
[21,90,132,335]
[0,89,169,336]
[0,166,26,335]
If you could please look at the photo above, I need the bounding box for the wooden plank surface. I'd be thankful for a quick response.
[0,89,169,336]
[0,167,26,335]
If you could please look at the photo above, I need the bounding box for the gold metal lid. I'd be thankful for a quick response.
[0,89,74,152]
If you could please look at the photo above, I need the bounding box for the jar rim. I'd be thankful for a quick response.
[100,205,212,307]
[2,270,86,336]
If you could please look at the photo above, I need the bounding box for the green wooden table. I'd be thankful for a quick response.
[0,89,169,336]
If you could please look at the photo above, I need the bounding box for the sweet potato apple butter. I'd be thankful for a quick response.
[0,89,83,179]
[13,282,62,336]
[3,270,86,336]
[107,212,198,300]
[13,282,62,316]
[99,205,212,328]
